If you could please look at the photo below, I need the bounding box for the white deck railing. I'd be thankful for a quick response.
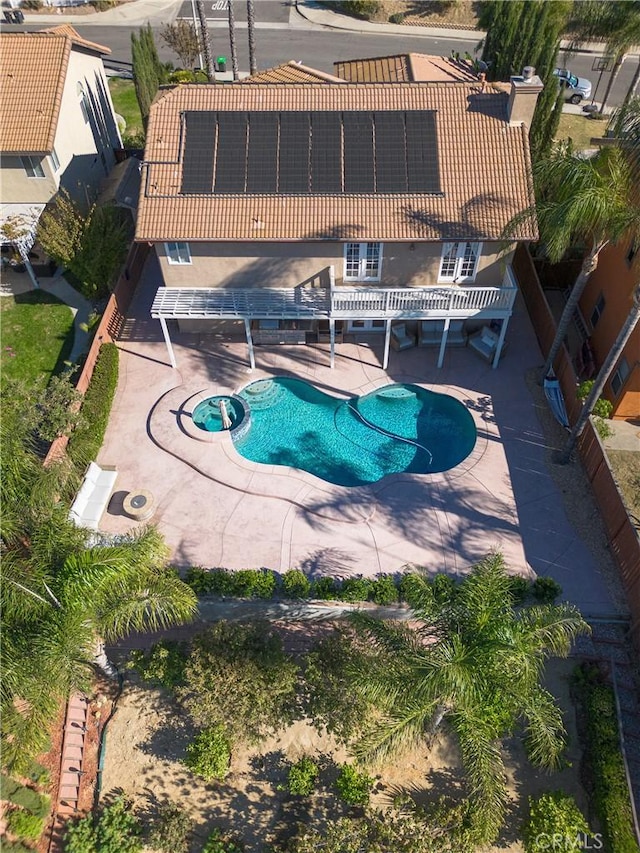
[152,280,518,321]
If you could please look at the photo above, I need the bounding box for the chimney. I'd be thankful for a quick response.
[507,66,543,129]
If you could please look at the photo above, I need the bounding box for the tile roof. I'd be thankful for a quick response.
[137,83,537,243]
[242,60,345,84]
[335,54,479,83]
[0,26,110,154]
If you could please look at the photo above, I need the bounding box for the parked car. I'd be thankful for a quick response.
[553,68,592,104]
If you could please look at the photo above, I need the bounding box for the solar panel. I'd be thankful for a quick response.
[246,112,278,193]
[343,112,375,193]
[374,111,407,193]
[279,113,310,193]
[181,111,216,194]
[405,111,440,193]
[180,108,440,196]
[310,112,342,193]
[214,112,248,193]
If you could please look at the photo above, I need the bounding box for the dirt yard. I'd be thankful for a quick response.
[101,650,587,853]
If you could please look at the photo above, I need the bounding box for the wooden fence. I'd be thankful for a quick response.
[513,244,640,647]
[44,242,150,465]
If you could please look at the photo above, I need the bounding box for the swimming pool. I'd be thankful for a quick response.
[234,378,476,487]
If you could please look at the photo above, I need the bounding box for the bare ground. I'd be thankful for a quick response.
[607,449,640,524]
[101,653,586,853]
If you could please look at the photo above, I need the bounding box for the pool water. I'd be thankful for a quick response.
[192,395,245,432]
[235,378,476,487]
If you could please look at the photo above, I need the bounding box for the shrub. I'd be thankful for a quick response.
[389,11,405,23]
[369,574,398,605]
[285,756,319,797]
[184,725,231,781]
[576,381,613,419]
[121,130,146,149]
[431,573,457,604]
[1,842,32,853]
[231,568,276,598]
[148,801,192,853]
[310,576,339,600]
[574,666,639,853]
[202,828,243,853]
[67,343,119,468]
[7,809,45,841]
[523,791,591,853]
[335,764,374,806]
[509,575,531,605]
[339,576,372,602]
[281,569,311,599]
[128,640,187,689]
[336,1,380,20]
[184,565,215,595]
[64,795,142,853]
[531,576,562,603]
[4,784,50,818]
[0,774,22,799]
[22,0,43,8]
[397,572,430,606]
[178,621,298,745]
[90,0,112,10]
[168,69,196,83]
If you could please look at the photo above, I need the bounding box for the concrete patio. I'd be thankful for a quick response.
[98,255,621,617]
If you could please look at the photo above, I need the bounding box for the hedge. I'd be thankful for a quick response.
[0,777,50,818]
[574,665,640,853]
[183,567,553,607]
[67,342,119,468]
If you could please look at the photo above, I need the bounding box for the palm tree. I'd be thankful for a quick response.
[513,142,640,382]
[2,527,197,768]
[349,554,589,843]
[247,0,257,76]
[228,0,239,81]
[195,0,215,81]
[561,284,640,463]
[569,1,640,115]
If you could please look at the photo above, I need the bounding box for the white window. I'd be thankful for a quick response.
[50,147,60,173]
[347,319,386,332]
[611,357,630,397]
[590,293,605,329]
[165,242,191,265]
[344,242,382,281]
[438,242,482,282]
[21,155,45,178]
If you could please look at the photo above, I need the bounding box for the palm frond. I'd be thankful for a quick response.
[354,699,437,765]
[516,604,590,658]
[521,686,567,770]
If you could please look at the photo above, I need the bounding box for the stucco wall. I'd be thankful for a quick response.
[0,154,57,203]
[156,241,512,289]
[579,240,640,418]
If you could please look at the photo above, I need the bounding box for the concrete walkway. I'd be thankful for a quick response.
[38,273,93,366]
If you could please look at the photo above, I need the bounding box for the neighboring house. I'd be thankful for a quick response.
[139,71,540,371]
[334,53,481,83]
[576,240,639,419]
[0,25,122,282]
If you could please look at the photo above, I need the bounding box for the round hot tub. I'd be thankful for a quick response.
[192,395,245,433]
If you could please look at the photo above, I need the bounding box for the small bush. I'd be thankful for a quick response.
[531,576,562,603]
[67,342,119,468]
[184,725,231,781]
[389,11,405,23]
[431,573,457,604]
[5,785,50,819]
[0,774,22,799]
[1,841,32,853]
[232,568,276,599]
[169,69,196,83]
[310,576,339,600]
[21,0,43,8]
[148,801,192,853]
[90,0,112,10]
[576,381,613,419]
[339,576,372,602]
[336,0,380,20]
[285,756,319,797]
[397,572,430,606]
[7,809,45,841]
[509,576,531,605]
[369,574,398,605]
[281,569,311,599]
[64,796,142,853]
[184,565,215,594]
[128,640,187,689]
[202,828,243,853]
[523,791,591,853]
[335,764,374,806]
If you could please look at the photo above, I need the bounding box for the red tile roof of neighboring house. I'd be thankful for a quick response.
[137,82,537,243]
[0,26,110,154]
[334,53,480,83]
[242,60,346,83]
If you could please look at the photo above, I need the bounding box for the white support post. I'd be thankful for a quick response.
[383,318,391,370]
[244,317,255,371]
[329,318,335,369]
[437,317,450,369]
[159,316,177,368]
[492,316,510,369]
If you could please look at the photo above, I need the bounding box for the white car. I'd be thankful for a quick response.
[553,68,592,104]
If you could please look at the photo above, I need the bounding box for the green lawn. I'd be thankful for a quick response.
[0,290,75,387]
[555,112,607,151]
[108,77,143,137]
